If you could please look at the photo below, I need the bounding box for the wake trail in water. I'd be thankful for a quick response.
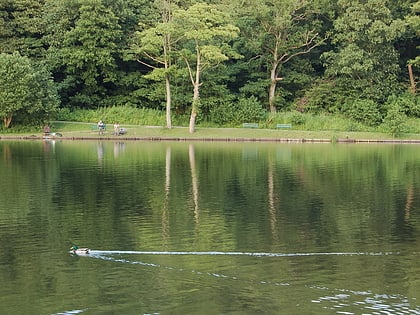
[88,250,399,257]
[75,250,420,314]
[87,251,290,286]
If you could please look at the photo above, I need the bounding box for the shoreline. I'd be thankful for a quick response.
[1,123,419,144]
[1,135,420,144]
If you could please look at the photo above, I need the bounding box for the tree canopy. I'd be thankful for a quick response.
[0,52,58,128]
[0,0,419,129]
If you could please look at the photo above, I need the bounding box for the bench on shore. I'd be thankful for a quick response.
[276,123,292,129]
[115,128,127,136]
[243,123,259,128]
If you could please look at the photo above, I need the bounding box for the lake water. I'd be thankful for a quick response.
[0,140,419,315]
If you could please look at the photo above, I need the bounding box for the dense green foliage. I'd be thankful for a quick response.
[0,52,58,128]
[0,0,419,132]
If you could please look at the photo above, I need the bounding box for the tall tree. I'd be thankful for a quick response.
[172,3,240,133]
[322,0,406,103]
[0,52,58,128]
[0,0,46,58]
[46,0,122,108]
[232,0,326,112]
[406,0,420,93]
[131,0,177,128]
[407,1,420,59]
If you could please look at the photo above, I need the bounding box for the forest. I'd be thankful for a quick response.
[0,0,419,132]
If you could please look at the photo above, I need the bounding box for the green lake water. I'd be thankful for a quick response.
[0,140,419,314]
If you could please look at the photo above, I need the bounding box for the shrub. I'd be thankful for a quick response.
[235,96,266,123]
[289,111,306,125]
[386,93,420,118]
[343,99,382,126]
[298,79,349,113]
[381,103,408,136]
[209,101,238,125]
[209,96,265,125]
[56,108,73,121]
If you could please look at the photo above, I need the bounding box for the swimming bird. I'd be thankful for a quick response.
[70,245,90,254]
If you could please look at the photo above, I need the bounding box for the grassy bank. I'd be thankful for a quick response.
[54,106,420,134]
[1,120,419,143]
[1,107,419,142]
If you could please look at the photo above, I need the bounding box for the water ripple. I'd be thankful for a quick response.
[51,309,87,315]
[310,285,420,314]
[88,250,399,257]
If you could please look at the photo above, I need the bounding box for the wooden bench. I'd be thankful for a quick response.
[115,128,127,135]
[276,124,292,129]
[243,123,259,128]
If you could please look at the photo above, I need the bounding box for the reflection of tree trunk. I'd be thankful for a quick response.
[405,185,414,220]
[162,146,171,244]
[3,143,11,161]
[189,144,199,223]
[97,142,104,164]
[268,163,279,242]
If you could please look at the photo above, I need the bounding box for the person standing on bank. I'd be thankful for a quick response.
[98,120,105,135]
[114,122,120,136]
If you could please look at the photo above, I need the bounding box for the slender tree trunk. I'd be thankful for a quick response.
[4,115,12,128]
[189,85,199,133]
[189,47,201,134]
[269,65,283,113]
[269,41,281,113]
[408,64,416,94]
[165,72,172,129]
[189,109,197,133]
[163,0,172,128]
[269,66,278,113]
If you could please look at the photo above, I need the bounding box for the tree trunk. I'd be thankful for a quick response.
[269,68,277,113]
[408,64,416,94]
[189,110,197,133]
[165,72,172,129]
[269,66,284,112]
[189,49,201,134]
[269,49,280,112]
[189,89,198,134]
[3,115,12,128]
[163,0,172,128]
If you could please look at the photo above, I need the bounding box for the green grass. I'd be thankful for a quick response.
[19,121,415,142]
[1,107,419,141]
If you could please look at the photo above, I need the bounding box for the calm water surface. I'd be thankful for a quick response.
[0,140,420,315]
